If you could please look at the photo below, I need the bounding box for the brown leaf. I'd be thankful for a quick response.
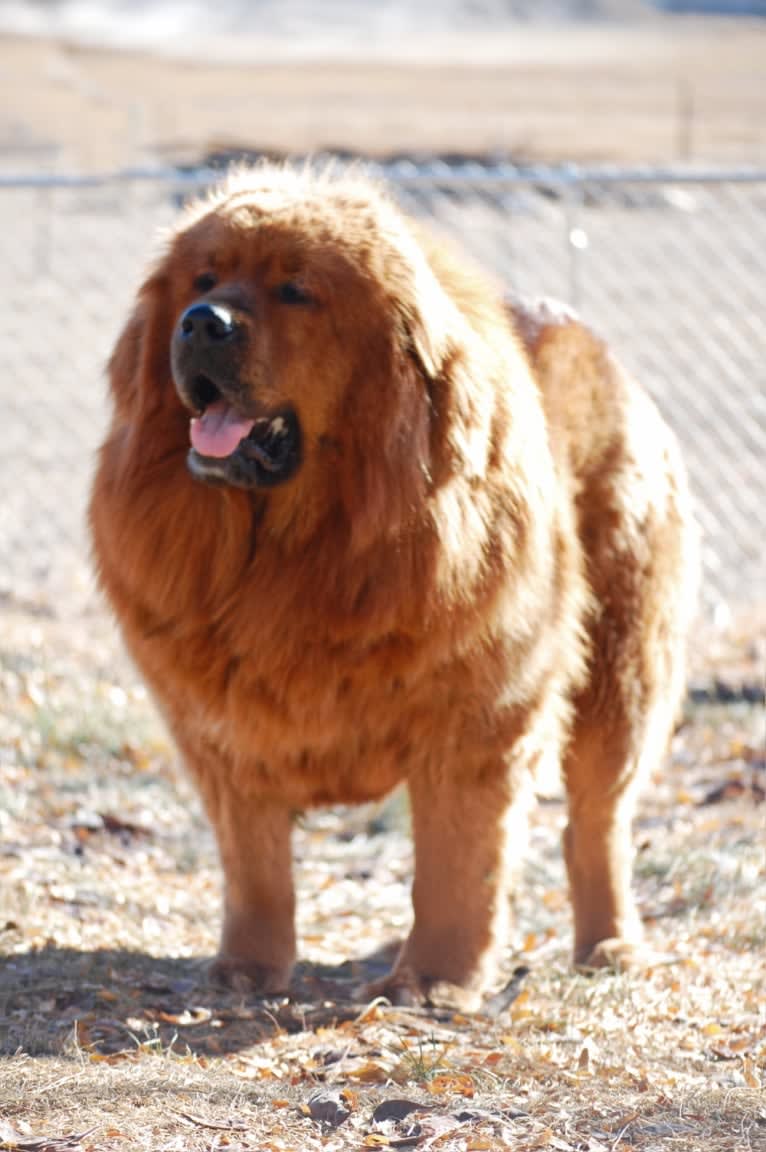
[699,778,765,805]
[426,1073,475,1098]
[348,1060,402,1084]
[99,812,151,837]
[742,1058,761,1088]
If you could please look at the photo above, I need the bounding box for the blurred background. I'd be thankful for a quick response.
[1,0,764,670]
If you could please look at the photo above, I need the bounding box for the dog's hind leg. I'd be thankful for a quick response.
[562,397,697,970]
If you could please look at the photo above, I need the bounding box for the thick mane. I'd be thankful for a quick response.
[96,164,559,646]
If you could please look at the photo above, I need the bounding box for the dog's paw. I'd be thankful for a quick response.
[208,955,291,996]
[364,967,484,1014]
[575,937,649,973]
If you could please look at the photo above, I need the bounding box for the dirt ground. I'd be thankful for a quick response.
[2,20,766,172]
[0,612,764,1150]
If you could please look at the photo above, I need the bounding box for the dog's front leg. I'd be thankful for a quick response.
[378,754,536,1012]
[182,746,296,994]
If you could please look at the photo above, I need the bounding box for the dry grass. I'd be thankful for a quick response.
[1,611,764,1151]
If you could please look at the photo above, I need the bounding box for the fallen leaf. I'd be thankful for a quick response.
[700,779,765,804]
[340,1088,359,1110]
[0,1127,98,1151]
[99,812,151,837]
[171,1112,246,1132]
[371,1101,430,1125]
[482,965,531,1019]
[742,1058,761,1089]
[155,1007,212,1026]
[426,1073,475,1098]
[348,1060,404,1084]
[417,1115,461,1140]
[0,1121,27,1146]
[302,1089,351,1128]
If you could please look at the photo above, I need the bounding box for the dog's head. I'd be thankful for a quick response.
[111,167,468,532]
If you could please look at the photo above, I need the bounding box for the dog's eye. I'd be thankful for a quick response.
[274,281,313,306]
[193,273,217,293]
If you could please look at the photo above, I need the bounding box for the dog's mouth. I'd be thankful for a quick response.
[185,375,301,490]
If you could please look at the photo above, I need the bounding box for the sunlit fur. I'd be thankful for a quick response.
[90,164,698,1009]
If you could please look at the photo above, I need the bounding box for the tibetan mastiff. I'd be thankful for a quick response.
[90,165,698,1009]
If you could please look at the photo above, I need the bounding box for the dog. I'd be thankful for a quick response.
[90,164,698,1010]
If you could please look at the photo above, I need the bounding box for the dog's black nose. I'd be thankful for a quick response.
[179,302,237,344]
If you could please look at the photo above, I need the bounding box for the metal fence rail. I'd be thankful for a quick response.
[1,161,764,618]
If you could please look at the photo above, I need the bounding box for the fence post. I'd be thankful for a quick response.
[563,167,586,310]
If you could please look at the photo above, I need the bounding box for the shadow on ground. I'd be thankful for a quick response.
[0,942,401,1059]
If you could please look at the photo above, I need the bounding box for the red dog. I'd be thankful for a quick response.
[91,165,698,1009]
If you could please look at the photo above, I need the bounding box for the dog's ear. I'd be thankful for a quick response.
[108,269,172,420]
[397,237,503,488]
[397,241,461,384]
[108,299,145,417]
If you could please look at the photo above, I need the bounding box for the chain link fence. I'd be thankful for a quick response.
[1,161,764,621]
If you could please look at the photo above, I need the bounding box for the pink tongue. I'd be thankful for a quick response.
[190,401,256,459]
